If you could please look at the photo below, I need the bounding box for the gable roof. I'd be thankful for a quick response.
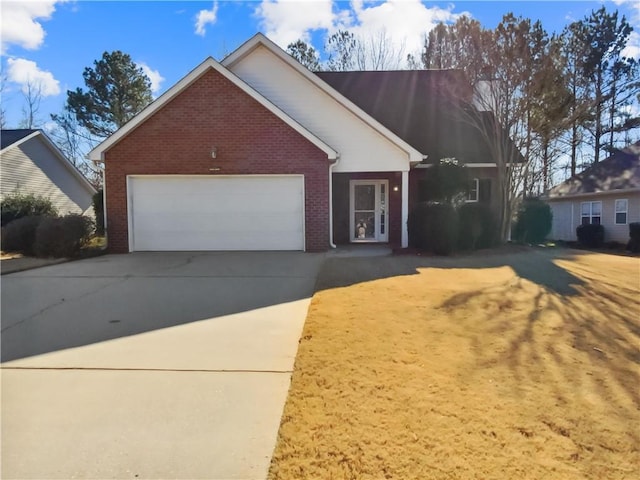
[315,70,503,165]
[1,129,38,150]
[1,129,96,194]
[88,56,338,162]
[546,141,640,199]
[222,33,425,164]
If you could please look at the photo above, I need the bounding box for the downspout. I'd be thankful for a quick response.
[329,155,340,249]
[92,157,107,236]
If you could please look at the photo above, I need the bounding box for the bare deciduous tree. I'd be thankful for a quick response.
[19,80,43,129]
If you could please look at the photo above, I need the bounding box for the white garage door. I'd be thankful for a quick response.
[128,175,305,251]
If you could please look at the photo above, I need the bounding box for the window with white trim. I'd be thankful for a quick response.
[467,178,479,202]
[581,201,602,225]
[615,199,628,224]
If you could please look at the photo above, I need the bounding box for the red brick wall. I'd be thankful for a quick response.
[104,68,331,252]
[332,172,403,247]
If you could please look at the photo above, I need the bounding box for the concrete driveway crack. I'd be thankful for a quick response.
[0,277,130,333]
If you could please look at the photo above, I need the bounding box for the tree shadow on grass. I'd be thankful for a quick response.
[316,245,585,296]
[444,270,640,448]
[316,245,640,435]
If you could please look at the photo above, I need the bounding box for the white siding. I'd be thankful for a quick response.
[547,192,640,243]
[1,137,94,216]
[549,202,574,241]
[228,45,410,173]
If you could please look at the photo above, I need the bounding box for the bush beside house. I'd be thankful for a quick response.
[1,216,44,256]
[458,203,497,250]
[513,199,552,244]
[626,222,640,253]
[1,214,95,258]
[408,159,500,255]
[576,223,605,248]
[1,192,58,226]
[33,215,95,258]
[408,202,459,255]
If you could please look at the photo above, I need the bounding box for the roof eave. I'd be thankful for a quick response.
[544,187,640,200]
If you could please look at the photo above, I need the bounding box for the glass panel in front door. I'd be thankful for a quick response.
[354,185,375,210]
[354,184,376,239]
[354,212,375,239]
[380,183,385,235]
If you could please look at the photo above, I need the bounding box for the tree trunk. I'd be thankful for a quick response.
[594,68,603,163]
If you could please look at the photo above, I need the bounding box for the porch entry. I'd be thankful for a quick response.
[349,179,389,243]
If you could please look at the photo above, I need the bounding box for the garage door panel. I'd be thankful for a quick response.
[129,176,304,251]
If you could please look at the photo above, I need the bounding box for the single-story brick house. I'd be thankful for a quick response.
[90,33,504,253]
[2,129,96,217]
[544,141,640,244]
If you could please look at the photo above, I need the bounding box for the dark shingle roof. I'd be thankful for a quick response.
[315,70,500,164]
[547,142,640,198]
[1,129,38,150]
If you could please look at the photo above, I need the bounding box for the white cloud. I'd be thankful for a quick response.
[621,30,640,60]
[254,0,462,55]
[138,62,165,94]
[613,0,640,27]
[195,1,218,36]
[6,58,60,97]
[0,1,60,53]
[255,0,335,47]
[344,0,463,55]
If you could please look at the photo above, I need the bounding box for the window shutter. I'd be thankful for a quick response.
[478,179,491,203]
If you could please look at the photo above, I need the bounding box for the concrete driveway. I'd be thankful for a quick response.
[1,252,325,479]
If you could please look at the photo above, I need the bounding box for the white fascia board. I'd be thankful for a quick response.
[544,187,640,201]
[414,162,497,169]
[88,57,338,162]
[222,33,424,164]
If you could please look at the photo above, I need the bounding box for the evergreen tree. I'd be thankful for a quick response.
[286,40,320,71]
[65,51,153,138]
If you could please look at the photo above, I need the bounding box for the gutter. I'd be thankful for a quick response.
[328,154,341,249]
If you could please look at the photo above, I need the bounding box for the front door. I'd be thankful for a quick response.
[349,180,389,243]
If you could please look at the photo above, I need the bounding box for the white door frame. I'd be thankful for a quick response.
[349,179,389,243]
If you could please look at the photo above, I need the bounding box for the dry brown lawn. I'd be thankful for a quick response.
[269,247,640,480]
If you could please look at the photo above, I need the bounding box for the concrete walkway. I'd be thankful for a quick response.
[1,252,325,479]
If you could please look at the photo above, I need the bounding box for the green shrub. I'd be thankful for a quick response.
[93,189,104,236]
[417,160,469,204]
[1,216,44,255]
[458,203,498,250]
[626,222,640,253]
[1,192,57,226]
[576,223,604,248]
[34,214,95,258]
[408,202,458,255]
[513,199,552,244]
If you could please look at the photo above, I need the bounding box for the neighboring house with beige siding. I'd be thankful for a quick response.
[1,129,96,217]
[544,141,640,244]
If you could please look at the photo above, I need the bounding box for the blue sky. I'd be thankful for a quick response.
[2,0,639,131]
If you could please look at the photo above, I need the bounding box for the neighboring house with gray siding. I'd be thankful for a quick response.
[544,141,640,244]
[1,129,96,216]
